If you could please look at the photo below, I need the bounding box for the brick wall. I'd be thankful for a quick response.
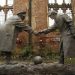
[13,0,29,14]
[32,0,48,31]
[13,0,60,53]
[13,0,48,31]
[13,0,48,44]
[13,0,29,48]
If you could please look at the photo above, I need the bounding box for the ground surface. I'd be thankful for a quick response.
[0,62,75,75]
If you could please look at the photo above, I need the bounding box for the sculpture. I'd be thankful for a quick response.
[34,10,75,64]
[0,11,32,64]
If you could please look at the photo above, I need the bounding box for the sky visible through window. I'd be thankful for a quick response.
[0,0,13,25]
[0,0,6,6]
[0,0,13,6]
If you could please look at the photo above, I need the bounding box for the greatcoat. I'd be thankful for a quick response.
[38,14,75,58]
[0,15,23,52]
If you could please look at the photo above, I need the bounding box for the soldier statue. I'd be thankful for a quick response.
[0,11,32,64]
[34,10,75,64]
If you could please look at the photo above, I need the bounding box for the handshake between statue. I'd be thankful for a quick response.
[15,21,43,35]
[23,25,45,35]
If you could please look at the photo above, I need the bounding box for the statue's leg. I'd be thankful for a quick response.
[5,51,12,64]
[59,42,64,64]
[0,51,12,64]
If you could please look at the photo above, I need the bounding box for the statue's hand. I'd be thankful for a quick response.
[24,25,32,33]
[33,31,44,35]
[33,31,39,35]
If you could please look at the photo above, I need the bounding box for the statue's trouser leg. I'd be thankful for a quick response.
[5,52,12,64]
[59,42,64,64]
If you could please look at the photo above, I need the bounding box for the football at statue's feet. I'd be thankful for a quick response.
[33,56,43,65]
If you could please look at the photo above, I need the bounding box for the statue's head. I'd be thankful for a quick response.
[17,12,26,21]
[48,10,57,19]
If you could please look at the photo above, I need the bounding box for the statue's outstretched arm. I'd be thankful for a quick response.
[33,23,57,35]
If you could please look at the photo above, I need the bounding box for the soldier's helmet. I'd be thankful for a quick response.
[4,12,26,25]
[4,15,21,25]
[17,12,26,16]
[17,11,26,21]
[48,10,57,16]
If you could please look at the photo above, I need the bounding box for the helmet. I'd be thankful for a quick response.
[17,12,26,16]
[17,11,26,21]
[48,10,57,16]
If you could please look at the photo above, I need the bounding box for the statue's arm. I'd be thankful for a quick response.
[13,21,32,33]
[33,23,57,35]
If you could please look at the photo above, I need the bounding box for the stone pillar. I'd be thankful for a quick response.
[32,0,48,31]
[31,0,48,55]
[13,0,29,14]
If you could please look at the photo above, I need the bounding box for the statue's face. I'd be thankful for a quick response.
[49,14,56,20]
[49,15,54,19]
[18,13,26,21]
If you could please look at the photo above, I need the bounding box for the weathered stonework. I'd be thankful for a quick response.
[13,0,29,15]
[0,63,75,75]
[13,0,48,51]
[32,0,48,31]
[13,0,48,31]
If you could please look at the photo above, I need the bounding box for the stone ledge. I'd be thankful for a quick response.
[0,63,75,75]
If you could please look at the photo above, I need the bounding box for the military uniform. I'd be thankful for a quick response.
[0,15,21,53]
[37,13,75,58]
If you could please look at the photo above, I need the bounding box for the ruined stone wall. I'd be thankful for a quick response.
[13,0,48,30]
[13,0,48,46]
[13,0,29,14]
[32,0,48,31]
[31,0,48,48]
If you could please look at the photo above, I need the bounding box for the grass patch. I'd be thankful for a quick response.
[64,57,75,64]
